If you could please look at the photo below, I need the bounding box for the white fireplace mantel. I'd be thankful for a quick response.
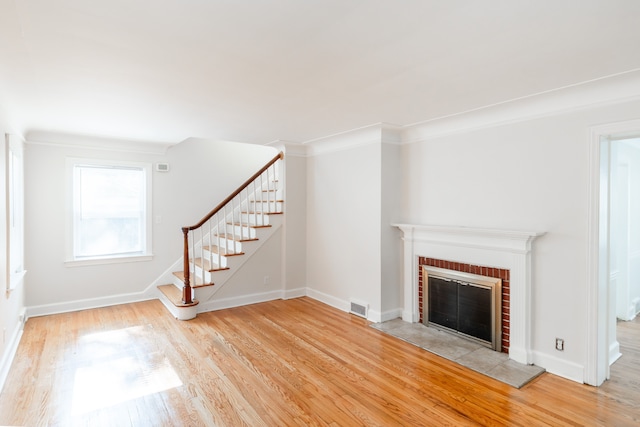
[393,224,544,365]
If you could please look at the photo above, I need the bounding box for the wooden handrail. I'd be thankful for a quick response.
[182,151,284,232]
[180,151,284,304]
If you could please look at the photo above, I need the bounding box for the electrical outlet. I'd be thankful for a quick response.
[263,276,270,285]
[555,338,564,351]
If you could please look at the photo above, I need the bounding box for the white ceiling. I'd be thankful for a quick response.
[1,0,640,146]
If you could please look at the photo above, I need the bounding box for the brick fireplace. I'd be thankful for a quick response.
[418,257,510,353]
[394,224,543,364]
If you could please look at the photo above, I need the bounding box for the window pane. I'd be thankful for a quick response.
[75,165,146,258]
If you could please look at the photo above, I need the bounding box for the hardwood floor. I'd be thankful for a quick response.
[600,316,640,409]
[1,297,638,426]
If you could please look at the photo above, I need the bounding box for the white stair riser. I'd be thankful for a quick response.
[250,201,283,212]
[201,251,229,268]
[225,224,257,238]
[259,189,283,199]
[240,213,271,226]
[161,213,283,309]
[212,237,244,252]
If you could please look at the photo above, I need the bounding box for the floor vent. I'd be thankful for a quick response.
[350,300,368,318]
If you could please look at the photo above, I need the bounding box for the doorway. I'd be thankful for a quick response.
[587,120,640,386]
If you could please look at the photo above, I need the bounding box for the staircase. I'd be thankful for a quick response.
[156,152,284,320]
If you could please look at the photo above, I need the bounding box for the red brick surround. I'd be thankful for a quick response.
[418,257,510,353]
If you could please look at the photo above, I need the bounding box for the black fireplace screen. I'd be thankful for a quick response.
[428,276,492,345]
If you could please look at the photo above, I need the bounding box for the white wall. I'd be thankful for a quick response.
[401,99,640,379]
[381,142,402,319]
[209,231,283,304]
[0,115,25,391]
[306,142,382,316]
[282,150,307,294]
[24,136,276,313]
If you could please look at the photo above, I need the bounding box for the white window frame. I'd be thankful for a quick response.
[5,133,26,291]
[65,157,153,267]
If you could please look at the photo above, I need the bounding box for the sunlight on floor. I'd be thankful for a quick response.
[70,327,182,415]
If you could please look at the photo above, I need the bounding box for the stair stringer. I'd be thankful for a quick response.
[153,214,283,317]
[194,221,284,313]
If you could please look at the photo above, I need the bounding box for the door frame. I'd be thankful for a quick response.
[586,118,640,385]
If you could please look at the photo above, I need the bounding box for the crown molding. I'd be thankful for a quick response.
[303,123,402,156]
[266,140,308,157]
[25,131,175,155]
[402,69,640,144]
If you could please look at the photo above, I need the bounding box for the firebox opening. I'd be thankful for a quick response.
[423,266,502,352]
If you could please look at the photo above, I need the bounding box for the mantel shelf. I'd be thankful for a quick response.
[393,223,545,365]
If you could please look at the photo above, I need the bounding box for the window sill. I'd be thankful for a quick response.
[64,254,154,268]
[7,270,27,292]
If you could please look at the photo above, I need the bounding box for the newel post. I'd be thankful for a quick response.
[181,227,193,304]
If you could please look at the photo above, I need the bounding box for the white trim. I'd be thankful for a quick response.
[609,341,622,367]
[282,287,307,300]
[0,320,24,394]
[65,157,153,263]
[366,308,382,323]
[304,123,401,156]
[305,287,350,313]
[161,287,309,319]
[25,290,155,319]
[267,140,308,157]
[531,350,584,384]
[8,270,26,292]
[26,131,174,154]
[6,133,25,292]
[393,224,544,365]
[64,254,153,267]
[586,118,640,385]
[402,69,640,144]
[156,293,197,321]
[198,289,294,313]
[380,307,403,322]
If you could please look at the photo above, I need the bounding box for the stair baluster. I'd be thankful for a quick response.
[171,151,284,314]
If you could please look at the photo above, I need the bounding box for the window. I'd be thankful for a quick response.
[9,147,23,272]
[67,158,152,265]
[6,133,26,290]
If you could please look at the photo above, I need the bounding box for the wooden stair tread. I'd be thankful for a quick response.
[172,271,215,288]
[228,222,272,229]
[241,211,283,215]
[158,284,199,307]
[202,245,244,256]
[214,233,259,242]
[194,257,231,272]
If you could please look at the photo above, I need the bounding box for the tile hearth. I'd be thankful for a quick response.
[371,319,545,388]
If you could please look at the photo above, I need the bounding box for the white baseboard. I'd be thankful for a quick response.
[303,288,402,323]
[0,322,25,394]
[508,346,530,366]
[366,308,382,323]
[380,308,403,322]
[609,341,622,366]
[198,289,290,313]
[305,288,350,313]
[282,287,307,300]
[532,350,584,384]
[367,307,402,323]
[26,290,155,319]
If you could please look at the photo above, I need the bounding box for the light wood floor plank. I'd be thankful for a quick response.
[1,297,639,426]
